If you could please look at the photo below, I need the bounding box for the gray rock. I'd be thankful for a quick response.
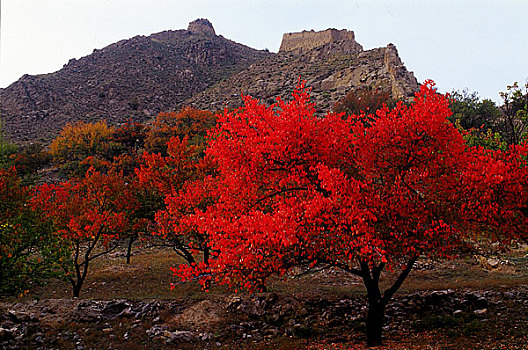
[474,308,488,315]
[237,297,267,316]
[487,258,500,268]
[170,330,195,343]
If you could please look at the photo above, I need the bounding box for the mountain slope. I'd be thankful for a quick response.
[183,40,419,114]
[0,19,270,144]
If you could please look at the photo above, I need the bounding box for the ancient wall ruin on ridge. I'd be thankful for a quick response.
[279,29,363,53]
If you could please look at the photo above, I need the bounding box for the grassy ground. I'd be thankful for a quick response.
[6,245,528,349]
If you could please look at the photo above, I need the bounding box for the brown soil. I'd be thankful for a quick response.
[1,246,527,349]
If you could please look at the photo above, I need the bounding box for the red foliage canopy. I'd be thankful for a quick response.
[31,168,143,296]
[177,81,528,292]
[138,133,217,266]
[32,169,135,243]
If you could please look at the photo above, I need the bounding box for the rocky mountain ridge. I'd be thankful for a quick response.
[0,19,269,144]
[0,19,419,145]
[184,42,418,114]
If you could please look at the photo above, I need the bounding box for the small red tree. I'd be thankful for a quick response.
[177,81,528,346]
[31,168,140,297]
[81,121,155,264]
[138,135,216,267]
[145,107,215,156]
[138,106,217,268]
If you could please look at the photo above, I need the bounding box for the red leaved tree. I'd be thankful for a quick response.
[138,106,217,270]
[176,81,528,346]
[31,168,141,297]
[138,135,216,267]
[81,121,156,264]
[145,107,215,156]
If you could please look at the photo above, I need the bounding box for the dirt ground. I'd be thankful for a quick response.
[1,246,527,349]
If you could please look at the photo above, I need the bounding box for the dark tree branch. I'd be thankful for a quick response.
[254,187,308,205]
[88,241,120,261]
[382,255,418,304]
[315,256,365,277]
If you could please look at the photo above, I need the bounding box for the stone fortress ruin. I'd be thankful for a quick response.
[279,28,363,53]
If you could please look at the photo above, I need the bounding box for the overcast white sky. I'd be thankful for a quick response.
[1,0,527,102]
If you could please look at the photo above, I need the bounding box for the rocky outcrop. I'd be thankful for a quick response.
[184,41,419,114]
[187,18,216,36]
[1,287,527,348]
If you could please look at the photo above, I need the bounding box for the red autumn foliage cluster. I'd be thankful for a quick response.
[138,128,217,265]
[144,107,216,156]
[24,107,215,298]
[31,168,147,297]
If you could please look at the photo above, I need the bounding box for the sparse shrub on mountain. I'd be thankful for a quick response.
[333,85,393,117]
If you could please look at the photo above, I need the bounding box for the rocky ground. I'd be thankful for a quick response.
[1,248,527,349]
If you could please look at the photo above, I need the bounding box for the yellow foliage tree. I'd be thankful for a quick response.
[50,121,114,177]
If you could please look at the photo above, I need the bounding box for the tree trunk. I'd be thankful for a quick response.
[70,271,83,298]
[203,246,210,264]
[126,235,137,264]
[366,297,385,347]
[360,256,418,347]
[72,256,89,298]
[72,283,81,298]
[360,260,386,347]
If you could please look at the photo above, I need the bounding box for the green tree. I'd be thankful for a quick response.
[0,167,64,296]
[499,81,528,145]
[0,121,19,169]
[449,89,500,131]
[448,89,505,149]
